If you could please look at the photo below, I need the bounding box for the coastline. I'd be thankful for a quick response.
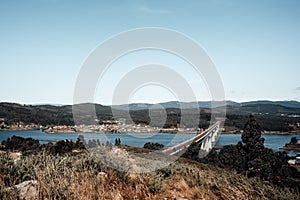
[222,131,300,135]
[1,126,300,135]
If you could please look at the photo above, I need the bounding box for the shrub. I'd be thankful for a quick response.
[143,142,164,150]
[1,135,40,154]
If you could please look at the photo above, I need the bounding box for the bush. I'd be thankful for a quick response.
[143,142,164,150]
[1,135,40,153]
[289,137,298,144]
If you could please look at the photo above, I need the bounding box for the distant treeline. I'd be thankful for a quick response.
[0,102,300,132]
[0,135,86,155]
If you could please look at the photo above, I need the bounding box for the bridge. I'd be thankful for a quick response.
[161,121,222,156]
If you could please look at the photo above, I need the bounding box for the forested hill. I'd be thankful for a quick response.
[0,103,112,126]
[0,101,300,132]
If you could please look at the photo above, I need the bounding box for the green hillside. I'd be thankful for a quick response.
[0,101,300,132]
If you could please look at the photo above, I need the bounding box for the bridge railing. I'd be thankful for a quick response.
[161,121,221,156]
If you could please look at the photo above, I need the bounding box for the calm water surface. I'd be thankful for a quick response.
[0,130,298,154]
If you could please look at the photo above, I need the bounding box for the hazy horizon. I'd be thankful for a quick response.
[1,99,300,107]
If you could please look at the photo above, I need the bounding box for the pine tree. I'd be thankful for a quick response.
[242,114,263,146]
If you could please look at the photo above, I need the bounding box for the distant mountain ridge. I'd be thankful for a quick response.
[2,100,300,110]
[112,100,300,110]
[237,100,300,108]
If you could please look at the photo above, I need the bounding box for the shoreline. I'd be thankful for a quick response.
[222,131,300,135]
[1,127,300,135]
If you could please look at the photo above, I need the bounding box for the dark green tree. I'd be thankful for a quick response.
[242,114,265,169]
[290,137,297,144]
[242,114,263,146]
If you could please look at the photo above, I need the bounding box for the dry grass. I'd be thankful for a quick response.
[0,149,299,200]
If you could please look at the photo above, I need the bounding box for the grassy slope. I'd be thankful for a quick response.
[0,149,299,200]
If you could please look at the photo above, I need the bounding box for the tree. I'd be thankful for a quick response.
[242,114,265,168]
[115,138,121,146]
[198,114,300,189]
[242,114,263,146]
[290,137,297,144]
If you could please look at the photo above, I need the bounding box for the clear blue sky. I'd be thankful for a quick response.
[0,0,299,105]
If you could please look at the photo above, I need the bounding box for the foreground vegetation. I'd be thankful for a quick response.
[1,150,299,200]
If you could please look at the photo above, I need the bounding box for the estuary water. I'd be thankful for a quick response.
[0,130,298,154]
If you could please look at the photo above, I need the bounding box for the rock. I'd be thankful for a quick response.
[14,180,37,200]
[97,171,108,181]
[10,152,22,163]
[288,159,296,165]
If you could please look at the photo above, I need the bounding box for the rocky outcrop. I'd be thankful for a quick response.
[6,180,38,200]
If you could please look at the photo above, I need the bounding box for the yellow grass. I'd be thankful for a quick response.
[0,150,299,200]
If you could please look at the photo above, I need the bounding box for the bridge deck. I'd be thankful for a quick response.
[161,121,221,156]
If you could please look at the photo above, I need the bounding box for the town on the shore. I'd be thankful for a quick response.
[0,118,205,134]
[1,117,300,134]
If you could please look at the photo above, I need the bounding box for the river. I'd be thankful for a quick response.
[0,130,299,155]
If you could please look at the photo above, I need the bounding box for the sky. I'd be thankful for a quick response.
[0,0,300,105]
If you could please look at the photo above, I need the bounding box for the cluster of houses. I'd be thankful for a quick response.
[0,119,40,130]
[58,119,201,134]
[0,117,204,134]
